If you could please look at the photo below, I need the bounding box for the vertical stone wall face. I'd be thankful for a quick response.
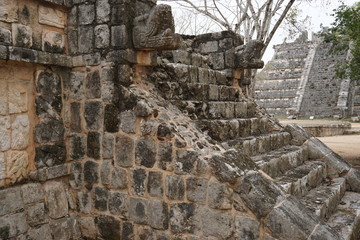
[1,0,360,239]
[0,63,34,187]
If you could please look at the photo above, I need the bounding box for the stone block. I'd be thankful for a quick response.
[140,119,158,136]
[137,225,155,239]
[0,0,18,22]
[147,171,163,198]
[44,181,68,219]
[42,30,65,53]
[28,224,52,240]
[201,208,234,239]
[111,167,128,190]
[111,25,129,49]
[11,24,32,48]
[70,162,82,189]
[11,114,29,150]
[122,221,134,239]
[84,160,99,185]
[0,116,10,151]
[115,134,134,167]
[186,177,208,204]
[6,150,28,184]
[234,215,259,240]
[208,181,233,210]
[285,123,313,145]
[47,164,69,179]
[200,41,218,53]
[36,95,62,119]
[94,186,109,211]
[109,191,128,217]
[265,197,319,239]
[21,183,44,204]
[102,133,114,159]
[69,133,86,160]
[158,142,173,170]
[38,6,65,28]
[170,203,198,234]
[85,101,103,130]
[0,152,5,182]
[129,197,148,224]
[235,171,285,218]
[95,24,110,48]
[135,138,156,168]
[69,72,85,100]
[0,212,28,238]
[87,131,100,160]
[209,52,225,70]
[0,187,23,216]
[79,217,96,239]
[120,110,136,133]
[9,82,28,114]
[0,27,11,44]
[132,168,147,196]
[78,26,94,53]
[104,103,120,132]
[99,160,110,185]
[166,175,185,201]
[96,215,121,240]
[35,119,64,143]
[78,4,95,25]
[175,150,197,175]
[70,102,81,132]
[26,202,46,226]
[149,200,169,230]
[157,123,173,140]
[77,191,91,214]
[96,0,110,23]
[0,81,7,115]
[345,168,360,192]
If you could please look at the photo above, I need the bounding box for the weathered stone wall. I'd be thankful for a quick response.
[255,37,356,118]
[1,1,360,239]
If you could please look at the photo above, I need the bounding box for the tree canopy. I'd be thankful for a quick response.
[322,1,360,81]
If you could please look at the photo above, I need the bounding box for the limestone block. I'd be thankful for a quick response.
[11,114,29,150]
[0,81,8,115]
[21,183,44,204]
[38,6,66,28]
[170,203,199,234]
[11,24,33,48]
[109,192,128,217]
[79,217,97,239]
[6,151,28,184]
[0,187,23,216]
[94,24,110,48]
[201,208,234,238]
[94,186,108,211]
[95,215,121,240]
[28,224,52,240]
[0,152,4,183]
[0,27,11,44]
[96,0,110,23]
[0,212,28,238]
[148,200,169,230]
[42,30,65,53]
[0,116,10,151]
[0,0,18,22]
[44,181,68,219]
[9,82,28,114]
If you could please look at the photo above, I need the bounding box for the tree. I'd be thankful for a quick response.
[159,0,309,57]
[322,2,360,81]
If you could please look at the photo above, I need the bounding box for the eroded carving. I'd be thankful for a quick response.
[133,4,181,50]
[235,40,265,69]
[7,150,28,184]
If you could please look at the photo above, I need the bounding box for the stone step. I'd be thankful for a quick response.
[251,145,308,178]
[275,161,327,197]
[197,118,270,141]
[327,192,360,240]
[301,178,346,221]
[172,100,257,120]
[223,131,291,156]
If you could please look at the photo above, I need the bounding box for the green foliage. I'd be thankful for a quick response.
[322,2,360,81]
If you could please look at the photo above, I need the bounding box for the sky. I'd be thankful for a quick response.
[161,0,358,64]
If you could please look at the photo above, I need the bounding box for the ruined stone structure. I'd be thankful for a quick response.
[1,0,360,239]
[255,35,360,118]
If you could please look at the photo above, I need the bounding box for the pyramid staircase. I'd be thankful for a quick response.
[152,57,360,239]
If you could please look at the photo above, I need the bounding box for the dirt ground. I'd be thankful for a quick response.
[280,120,360,170]
[319,134,360,170]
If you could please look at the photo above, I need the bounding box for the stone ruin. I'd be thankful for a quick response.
[255,33,360,118]
[1,0,360,239]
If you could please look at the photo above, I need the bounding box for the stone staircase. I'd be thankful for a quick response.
[151,58,360,239]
